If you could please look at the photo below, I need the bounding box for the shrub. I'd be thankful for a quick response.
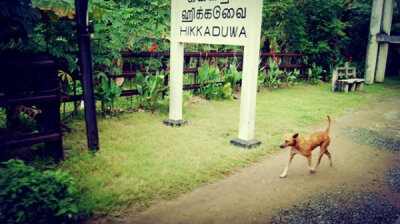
[266,58,283,89]
[284,68,300,86]
[94,72,123,113]
[0,159,80,224]
[258,69,267,90]
[308,63,325,84]
[224,62,242,92]
[134,70,166,112]
[198,64,221,100]
[219,83,234,100]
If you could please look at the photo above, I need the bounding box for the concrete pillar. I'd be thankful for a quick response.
[376,0,394,82]
[237,43,260,142]
[168,41,185,121]
[365,0,384,84]
[164,0,186,126]
[230,0,263,148]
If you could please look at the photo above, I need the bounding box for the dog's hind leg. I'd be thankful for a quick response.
[325,150,332,167]
[280,151,296,178]
[312,140,330,172]
[308,155,314,173]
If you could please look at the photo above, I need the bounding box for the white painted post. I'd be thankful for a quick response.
[237,44,260,141]
[169,41,185,121]
[364,0,384,84]
[237,19,262,143]
[164,0,187,126]
[376,0,394,82]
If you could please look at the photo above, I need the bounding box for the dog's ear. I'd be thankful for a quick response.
[292,133,299,138]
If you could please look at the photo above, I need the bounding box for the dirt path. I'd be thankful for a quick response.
[121,97,400,224]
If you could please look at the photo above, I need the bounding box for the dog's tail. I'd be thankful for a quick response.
[325,115,331,134]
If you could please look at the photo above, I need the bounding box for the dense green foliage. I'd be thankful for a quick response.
[262,0,346,75]
[0,0,171,111]
[340,0,372,61]
[262,0,399,76]
[0,159,79,223]
[0,0,41,51]
[2,0,398,108]
[2,0,398,68]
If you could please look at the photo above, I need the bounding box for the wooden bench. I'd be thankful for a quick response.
[332,63,365,92]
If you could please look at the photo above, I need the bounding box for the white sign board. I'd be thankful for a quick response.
[167,0,263,146]
[174,0,261,46]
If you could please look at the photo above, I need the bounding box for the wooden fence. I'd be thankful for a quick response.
[65,51,307,103]
[0,56,63,160]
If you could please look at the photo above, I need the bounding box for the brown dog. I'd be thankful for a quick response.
[279,116,332,178]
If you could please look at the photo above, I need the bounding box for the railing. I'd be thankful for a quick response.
[118,51,306,78]
[64,51,307,103]
[0,56,64,161]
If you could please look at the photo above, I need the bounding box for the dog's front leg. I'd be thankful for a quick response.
[280,151,295,178]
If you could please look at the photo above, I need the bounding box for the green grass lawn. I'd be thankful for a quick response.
[62,78,400,217]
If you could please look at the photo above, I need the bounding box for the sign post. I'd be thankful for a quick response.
[164,1,187,127]
[166,0,263,148]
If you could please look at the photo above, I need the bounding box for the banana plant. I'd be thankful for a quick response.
[265,57,283,89]
[146,71,166,111]
[258,70,267,89]
[197,64,221,100]
[257,60,267,89]
[134,71,166,111]
[224,62,242,91]
[198,64,210,95]
[94,72,122,113]
[58,70,73,93]
[285,68,299,86]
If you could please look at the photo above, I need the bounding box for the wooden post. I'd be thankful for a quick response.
[343,83,349,93]
[398,48,400,77]
[376,0,394,82]
[356,82,365,91]
[344,62,350,78]
[331,68,338,92]
[364,0,384,84]
[162,58,168,99]
[350,82,356,91]
[396,0,400,12]
[75,0,99,151]
[39,61,63,161]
